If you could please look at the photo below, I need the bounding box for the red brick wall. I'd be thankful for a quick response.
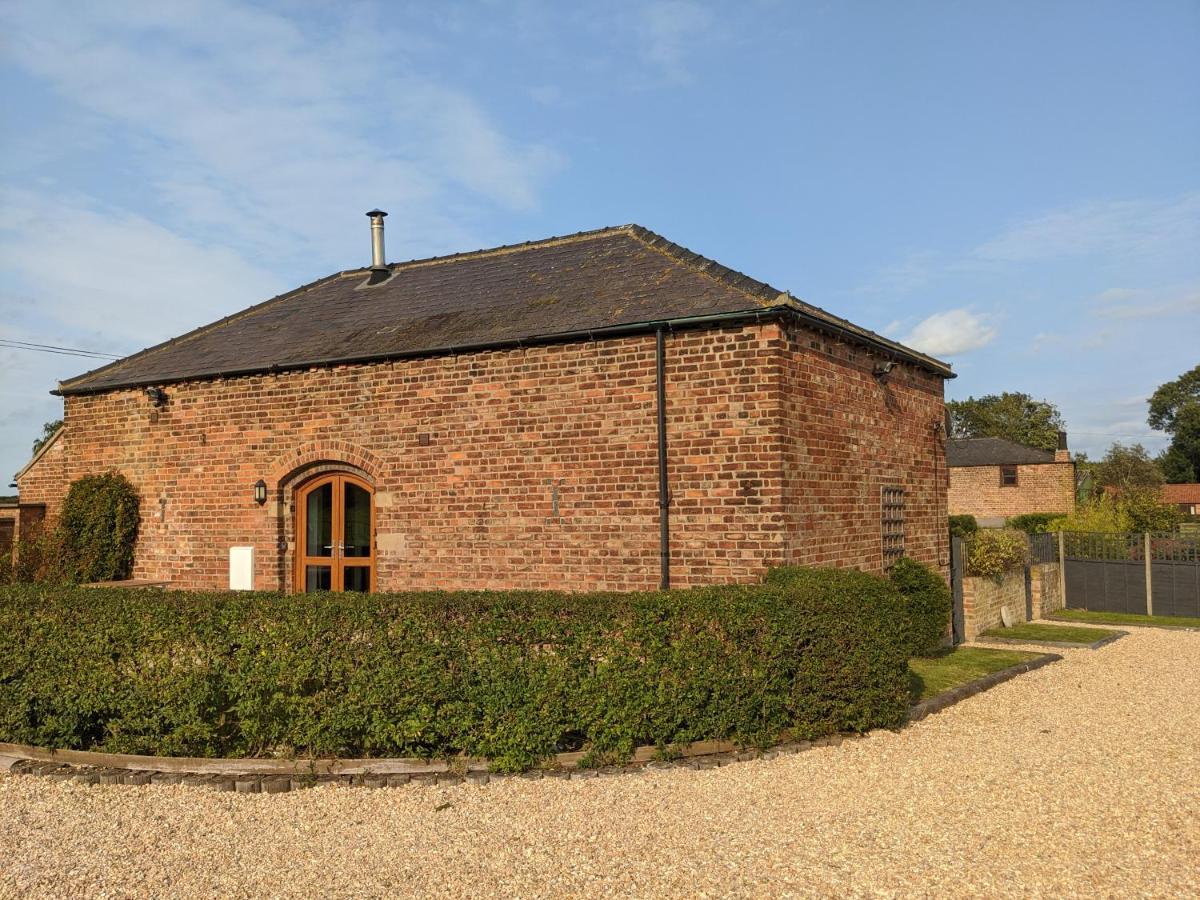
[777,325,949,576]
[948,463,1075,520]
[14,431,67,546]
[25,322,947,591]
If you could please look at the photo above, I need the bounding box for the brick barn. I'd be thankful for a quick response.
[15,217,953,592]
[947,435,1076,525]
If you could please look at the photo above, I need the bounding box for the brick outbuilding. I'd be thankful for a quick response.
[947,435,1076,525]
[17,221,953,592]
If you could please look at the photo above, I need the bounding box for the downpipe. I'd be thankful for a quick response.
[656,328,671,590]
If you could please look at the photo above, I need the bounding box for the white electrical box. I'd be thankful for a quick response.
[229,546,255,591]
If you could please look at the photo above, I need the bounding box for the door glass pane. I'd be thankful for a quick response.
[305,565,331,592]
[305,483,333,557]
[343,482,372,558]
[343,566,370,593]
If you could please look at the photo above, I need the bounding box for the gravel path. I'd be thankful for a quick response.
[2,626,1197,898]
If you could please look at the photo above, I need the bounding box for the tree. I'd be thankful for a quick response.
[1093,443,1164,493]
[1159,444,1196,483]
[31,419,63,455]
[1147,364,1200,432]
[1148,366,1200,484]
[1156,400,1200,484]
[946,392,1065,452]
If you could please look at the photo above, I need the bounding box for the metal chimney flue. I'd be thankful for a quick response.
[366,209,388,271]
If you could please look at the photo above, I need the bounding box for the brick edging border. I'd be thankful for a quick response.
[907,651,1062,723]
[981,631,1127,650]
[1,654,1063,793]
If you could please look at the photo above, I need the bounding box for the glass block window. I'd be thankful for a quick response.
[882,486,905,568]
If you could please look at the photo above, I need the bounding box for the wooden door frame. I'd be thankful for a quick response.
[293,472,376,593]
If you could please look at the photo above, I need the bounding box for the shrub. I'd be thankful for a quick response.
[1044,494,1131,535]
[11,527,69,585]
[0,577,912,772]
[965,528,1028,578]
[1122,489,1185,533]
[886,558,952,656]
[1006,512,1063,535]
[58,472,140,583]
[949,514,979,539]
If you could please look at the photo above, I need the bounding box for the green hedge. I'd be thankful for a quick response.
[766,559,949,658]
[886,558,952,655]
[0,575,913,772]
[949,514,979,539]
[1006,512,1063,535]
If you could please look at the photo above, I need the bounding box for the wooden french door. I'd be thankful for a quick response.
[295,473,375,592]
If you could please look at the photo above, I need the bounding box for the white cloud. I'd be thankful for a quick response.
[0,187,284,348]
[972,193,1200,263]
[1091,283,1200,319]
[899,309,996,357]
[635,1,715,84]
[0,0,564,265]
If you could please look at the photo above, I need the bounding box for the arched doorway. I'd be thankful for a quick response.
[294,473,375,592]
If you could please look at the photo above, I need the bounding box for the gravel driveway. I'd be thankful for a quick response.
[2,626,1197,898]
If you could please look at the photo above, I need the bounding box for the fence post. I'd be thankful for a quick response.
[1057,530,1067,607]
[1144,532,1153,616]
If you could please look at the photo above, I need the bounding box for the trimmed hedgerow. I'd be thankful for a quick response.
[949,514,979,539]
[767,561,950,658]
[886,558,952,656]
[0,575,912,772]
[1006,512,1063,535]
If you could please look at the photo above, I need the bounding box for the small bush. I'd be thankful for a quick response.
[1006,512,1063,535]
[949,514,979,539]
[965,528,1029,578]
[887,558,952,656]
[12,527,69,585]
[58,472,140,583]
[0,577,913,771]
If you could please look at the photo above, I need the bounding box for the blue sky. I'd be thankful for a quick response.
[2,0,1197,482]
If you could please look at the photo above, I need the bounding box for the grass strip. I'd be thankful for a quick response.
[908,647,1039,703]
[980,622,1117,644]
[1049,609,1200,630]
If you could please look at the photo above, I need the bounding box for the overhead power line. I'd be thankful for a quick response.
[0,339,122,360]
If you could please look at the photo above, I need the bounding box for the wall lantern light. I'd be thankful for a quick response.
[254,479,267,505]
[144,386,168,407]
[872,360,896,383]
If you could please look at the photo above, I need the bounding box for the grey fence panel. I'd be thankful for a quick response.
[1065,558,1146,614]
[1029,532,1058,564]
[1062,530,1199,616]
[1151,561,1200,617]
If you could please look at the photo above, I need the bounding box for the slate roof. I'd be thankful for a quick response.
[57,224,952,396]
[946,437,1059,467]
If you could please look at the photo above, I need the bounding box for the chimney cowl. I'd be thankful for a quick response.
[366,209,388,271]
